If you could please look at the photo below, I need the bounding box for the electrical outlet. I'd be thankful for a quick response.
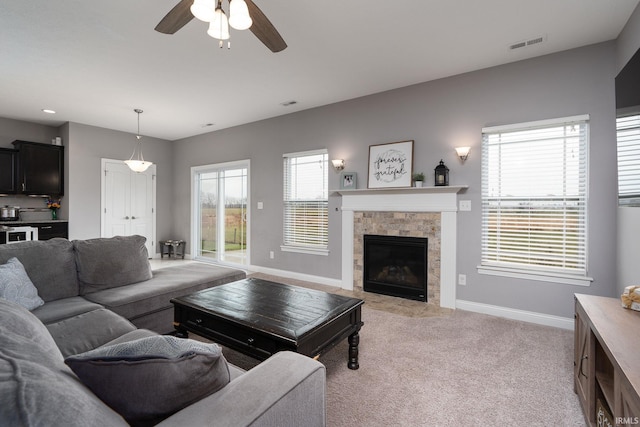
[459,200,471,211]
[458,274,467,286]
[269,250,274,259]
[257,202,264,210]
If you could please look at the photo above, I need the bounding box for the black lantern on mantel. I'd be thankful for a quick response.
[434,160,449,186]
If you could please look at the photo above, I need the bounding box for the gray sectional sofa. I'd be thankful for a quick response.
[0,236,326,426]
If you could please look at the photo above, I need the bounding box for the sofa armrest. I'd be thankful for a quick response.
[157,351,326,427]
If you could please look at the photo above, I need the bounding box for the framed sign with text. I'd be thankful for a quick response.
[367,140,414,188]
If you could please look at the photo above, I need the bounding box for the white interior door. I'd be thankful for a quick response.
[130,171,153,240]
[102,159,156,255]
[104,162,131,237]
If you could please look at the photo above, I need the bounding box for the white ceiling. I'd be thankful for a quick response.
[1,0,638,141]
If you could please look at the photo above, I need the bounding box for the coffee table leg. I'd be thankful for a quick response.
[348,331,360,370]
[173,322,189,339]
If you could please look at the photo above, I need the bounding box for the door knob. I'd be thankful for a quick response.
[125,216,130,219]
[131,216,136,219]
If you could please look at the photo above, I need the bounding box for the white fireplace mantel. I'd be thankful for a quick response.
[336,185,468,309]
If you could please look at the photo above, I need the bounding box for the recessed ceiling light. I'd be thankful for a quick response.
[42,109,56,114]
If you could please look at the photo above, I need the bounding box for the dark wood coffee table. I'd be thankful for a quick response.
[171,278,364,369]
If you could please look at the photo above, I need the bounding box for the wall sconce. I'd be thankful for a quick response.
[455,147,471,163]
[331,159,345,171]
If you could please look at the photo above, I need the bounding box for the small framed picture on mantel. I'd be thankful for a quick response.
[367,140,414,188]
[340,172,357,189]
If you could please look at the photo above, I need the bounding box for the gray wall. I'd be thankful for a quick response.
[65,122,174,250]
[616,2,640,295]
[173,41,618,318]
[0,117,58,147]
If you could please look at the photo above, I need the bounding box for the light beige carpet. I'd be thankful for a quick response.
[220,274,586,426]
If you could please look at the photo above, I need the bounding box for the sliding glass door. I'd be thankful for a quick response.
[192,161,249,266]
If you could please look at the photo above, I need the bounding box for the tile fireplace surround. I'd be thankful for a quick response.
[336,186,467,309]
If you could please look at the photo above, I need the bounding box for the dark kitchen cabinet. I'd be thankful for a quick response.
[27,221,68,240]
[12,141,64,196]
[0,148,18,194]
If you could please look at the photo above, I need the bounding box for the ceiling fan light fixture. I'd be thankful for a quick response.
[229,0,252,30]
[190,0,216,22]
[207,6,230,40]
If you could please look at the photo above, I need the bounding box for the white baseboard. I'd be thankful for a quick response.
[247,264,343,289]
[181,260,574,330]
[456,299,574,330]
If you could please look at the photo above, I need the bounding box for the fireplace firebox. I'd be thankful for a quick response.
[363,234,428,302]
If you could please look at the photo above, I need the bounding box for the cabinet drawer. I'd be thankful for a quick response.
[180,309,281,359]
[30,222,68,240]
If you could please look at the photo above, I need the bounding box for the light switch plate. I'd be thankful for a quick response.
[459,200,471,211]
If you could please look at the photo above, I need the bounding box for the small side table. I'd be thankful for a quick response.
[160,240,186,259]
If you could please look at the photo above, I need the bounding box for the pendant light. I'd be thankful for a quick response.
[124,109,153,173]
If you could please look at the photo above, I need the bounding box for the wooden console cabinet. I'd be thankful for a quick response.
[575,294,640,426]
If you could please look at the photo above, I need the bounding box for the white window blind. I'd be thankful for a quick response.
[617,114,640,206]
[283,150,328,252]
[481,116,589,279]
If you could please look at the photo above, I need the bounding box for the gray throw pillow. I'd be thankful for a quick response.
[64,335,231,426]
[0,257,44,311]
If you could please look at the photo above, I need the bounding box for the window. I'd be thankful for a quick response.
[479,115,591,286]
[617,114,640,206]
[282,149,329,255]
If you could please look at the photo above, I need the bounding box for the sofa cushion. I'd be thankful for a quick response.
[0,238,79,302]
[46,308,138,358]
[0,299,127,427]
[74,235,152,295]
[32,296,104,325]
[0,257,44,310]
[83,262,246,321]
[0,298,62,364]
[65,335,231,426]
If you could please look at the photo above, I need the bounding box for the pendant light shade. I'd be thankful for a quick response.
[229,0,252,30]
[191,0,216,22]
[125,109,153,173]
[207,4,230,40]
[125,159,153,173]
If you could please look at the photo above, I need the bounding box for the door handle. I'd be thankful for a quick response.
[125,216,130,220]
[578,355,588,378]
[131,216,136,219]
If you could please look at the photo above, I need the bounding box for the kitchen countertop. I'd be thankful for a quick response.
[0,220,68,225]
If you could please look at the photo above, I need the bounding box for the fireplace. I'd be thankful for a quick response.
[363,234,428,302]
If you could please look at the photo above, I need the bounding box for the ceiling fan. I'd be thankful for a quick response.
[155,0,287,52]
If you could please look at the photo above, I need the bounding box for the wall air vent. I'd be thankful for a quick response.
[509,34,547,51]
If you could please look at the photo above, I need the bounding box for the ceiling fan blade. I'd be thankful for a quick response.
[155,0,195,34]
[245,0,287,52]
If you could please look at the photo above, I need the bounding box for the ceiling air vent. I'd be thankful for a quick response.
[509,35,547,51]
